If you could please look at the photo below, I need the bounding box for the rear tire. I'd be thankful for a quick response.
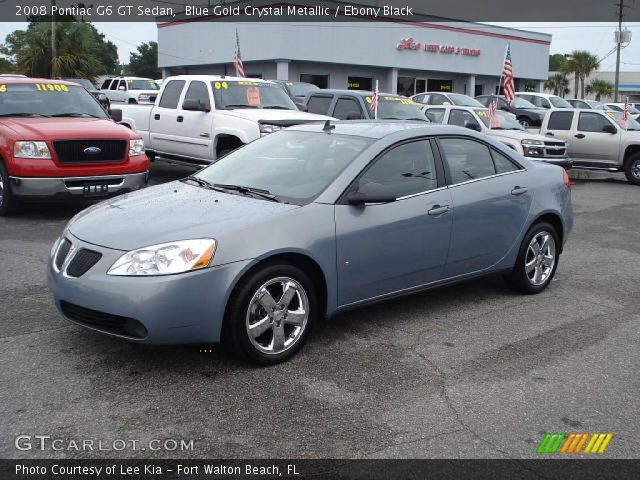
[505,222,559,294]
[518,117,531,128]
[224,263,317,365]
[624,153,640,185]
[0,161,18,216]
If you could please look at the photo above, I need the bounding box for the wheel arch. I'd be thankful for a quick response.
[221,251,329,338]
[623,144,640,165]
[529,212,565,253]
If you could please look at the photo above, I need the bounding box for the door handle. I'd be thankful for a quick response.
[545,132,554,136]
[177,116,184,123]
[511,186,528,195]
[574,133,585,139]
[428,205,450,216]
[154,114,160,120]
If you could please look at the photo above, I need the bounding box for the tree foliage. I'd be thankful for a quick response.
[545,73,570,97]
[126,41,160,79]
[1,20,119,81]
[549,53,566,72]
[586,79,614,101]
[561,50,600,99]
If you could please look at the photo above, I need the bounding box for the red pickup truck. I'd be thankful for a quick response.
[0,78,149,215]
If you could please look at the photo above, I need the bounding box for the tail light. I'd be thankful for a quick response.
[562,169,571,190]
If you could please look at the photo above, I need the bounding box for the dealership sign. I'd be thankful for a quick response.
[397,37,480,56]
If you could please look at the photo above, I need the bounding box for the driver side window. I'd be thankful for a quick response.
[578,112,613,132]
[359,140,438,198]
[448,109,480,130]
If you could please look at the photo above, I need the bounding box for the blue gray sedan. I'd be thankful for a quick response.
[48,121,573,364]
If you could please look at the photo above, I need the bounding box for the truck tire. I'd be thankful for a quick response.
[624,153,640,185]
[128,98,137,104]
[0,161,18,216]
[518,117,532,128]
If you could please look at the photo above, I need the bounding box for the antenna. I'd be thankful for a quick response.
[323,120,335,132]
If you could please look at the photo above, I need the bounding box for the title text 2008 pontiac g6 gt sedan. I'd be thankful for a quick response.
[48,121,573,364]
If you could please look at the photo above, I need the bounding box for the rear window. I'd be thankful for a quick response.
[548,111,574,130]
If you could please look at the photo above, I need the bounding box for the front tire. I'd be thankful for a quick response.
[518,117,531,128]
[505,222,559,294]
[624,153,640,185]
[0,161,18,216]
[224,263,317,365]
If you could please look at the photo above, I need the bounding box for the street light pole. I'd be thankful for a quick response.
[614,0,624,102]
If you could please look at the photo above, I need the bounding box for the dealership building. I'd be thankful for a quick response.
[157,18,551,96]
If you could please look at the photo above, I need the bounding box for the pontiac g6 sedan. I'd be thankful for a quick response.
[48,121,573,364]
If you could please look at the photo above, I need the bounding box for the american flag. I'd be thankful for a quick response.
[234,30,245,78]
[502,43,515,103]
[623,98,629,121]
[371,80,380,119]
[488,98,497,124]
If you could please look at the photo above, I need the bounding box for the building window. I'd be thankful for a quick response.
[247,73,263,79]
[397,77,415,97]
[300,74,328,89]
[427,79,452,92]
[347,76,372,91]
[475,85,483,96]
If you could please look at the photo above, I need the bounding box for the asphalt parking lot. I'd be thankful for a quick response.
[1,164,639,459]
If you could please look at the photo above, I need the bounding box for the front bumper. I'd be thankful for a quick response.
[530,157,573,170]
[10,172,148,198]
[47,233,252,345]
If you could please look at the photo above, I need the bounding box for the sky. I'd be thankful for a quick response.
[0,22,639,71]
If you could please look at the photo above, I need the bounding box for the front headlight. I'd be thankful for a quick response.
[521,139,544,146]
[108,239,217,276]
[129,139,145,156]
[259,124,283,135]
[521,139,544,157]
[14,141,51,159]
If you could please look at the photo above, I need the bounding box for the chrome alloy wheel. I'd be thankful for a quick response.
[246,277,310,355]
[525,231,556,286]
[0,173,4,206]
[631,158,640,180]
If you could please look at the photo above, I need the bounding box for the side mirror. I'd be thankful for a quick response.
[182,99,210,112]
[602,123,617,134]
[464,121,482,132]
[110,109,123,123]
[295,102,308,112]
[347,182,396,206]
[345,111,363,120]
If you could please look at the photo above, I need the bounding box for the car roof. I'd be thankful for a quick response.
[515,92,560,99]
[166,75,273,84]
[0,77,79,86]
[288,120,472,139]
[309,89,399,97]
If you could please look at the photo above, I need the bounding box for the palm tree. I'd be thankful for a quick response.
[586,79,614,101]
[570,50,600,99]
[560,57,578,99]
[545,73,570,97]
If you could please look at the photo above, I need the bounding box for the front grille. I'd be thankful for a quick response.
[544,141,567,157]
[60,301,148,339]
[54,238,72,270]
[53,140,126,164]
[66,249,102,277]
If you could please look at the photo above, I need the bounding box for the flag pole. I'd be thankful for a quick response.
[374,79,379,120]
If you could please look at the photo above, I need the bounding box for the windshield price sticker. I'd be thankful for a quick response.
[0,85,6,93]
[477,110,488,117]
[237,81,261,86]
[35,84,69,92]
[246,86,261,106]
[213,81,229,90]
[383,97,414,105]
[365,97,372,103]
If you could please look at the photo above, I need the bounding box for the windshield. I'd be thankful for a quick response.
[211,80,297,110]
[286,82,319,98]
[0,83,108,118]
[64,78,96,90]
[448,93,483,107]
[549,96,572,108]
[604,110,640,130]
[195,130,371,204]
[511,97,537,108]
[364,96,427,121]
[127,79,159,90]
[474,109,524,130]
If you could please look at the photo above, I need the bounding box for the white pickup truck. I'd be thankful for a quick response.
[423,105,571,169]
[112,75,332,166]
[540,108,640,185]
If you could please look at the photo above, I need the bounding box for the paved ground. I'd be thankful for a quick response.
[1,165,638,459]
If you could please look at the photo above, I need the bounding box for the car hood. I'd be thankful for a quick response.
[0,117,132,140]
[68,181,299,251]
[488,129,560,143]
[223,108,331,122]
